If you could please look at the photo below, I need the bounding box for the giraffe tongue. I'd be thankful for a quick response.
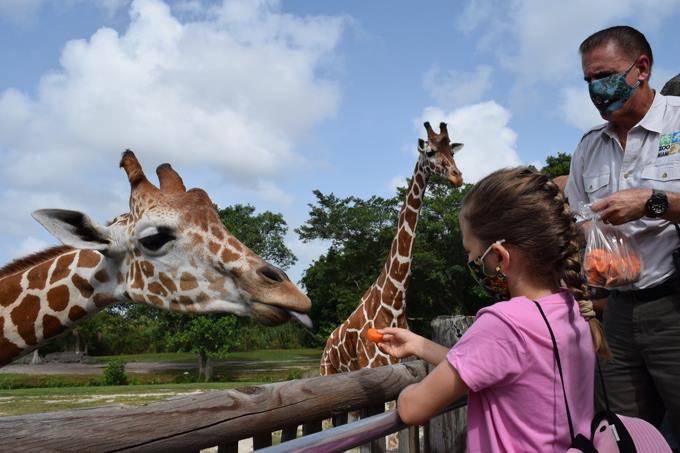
[287,310,313,329]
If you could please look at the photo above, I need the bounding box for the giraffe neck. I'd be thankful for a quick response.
[365,160,430,318]
[0,249,123,366]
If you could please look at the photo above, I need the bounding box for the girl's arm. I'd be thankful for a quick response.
[397,360,468,426]
[378,327,449,366]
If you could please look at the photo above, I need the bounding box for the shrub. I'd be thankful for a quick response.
[103,359,128,386]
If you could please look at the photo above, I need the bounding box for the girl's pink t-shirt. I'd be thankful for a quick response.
[447,291,595,452]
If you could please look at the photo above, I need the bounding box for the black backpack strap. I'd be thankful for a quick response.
[532,300,576,442]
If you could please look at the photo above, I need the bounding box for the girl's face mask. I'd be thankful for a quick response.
[467,239,510,301]
[588,60,640,115]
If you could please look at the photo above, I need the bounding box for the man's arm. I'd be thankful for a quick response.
[592,188,680,224]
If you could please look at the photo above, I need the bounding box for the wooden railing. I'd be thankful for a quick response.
[0,360,428,452]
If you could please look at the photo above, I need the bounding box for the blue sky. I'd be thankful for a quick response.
[1,0,679,284]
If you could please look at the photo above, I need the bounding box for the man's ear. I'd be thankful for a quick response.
[32,209,111,250]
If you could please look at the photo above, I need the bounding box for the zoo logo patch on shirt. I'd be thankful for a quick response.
[658,132,680,158]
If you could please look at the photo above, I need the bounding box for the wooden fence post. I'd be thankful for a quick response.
[427,315,475,453]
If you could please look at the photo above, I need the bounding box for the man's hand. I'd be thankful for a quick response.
[591,188,652,225]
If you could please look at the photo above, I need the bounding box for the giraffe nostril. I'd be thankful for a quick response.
[257,264,288,283]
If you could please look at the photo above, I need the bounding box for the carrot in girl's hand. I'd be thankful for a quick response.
[366,328,384,343]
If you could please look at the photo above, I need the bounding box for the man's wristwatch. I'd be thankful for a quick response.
[645,189,668,218]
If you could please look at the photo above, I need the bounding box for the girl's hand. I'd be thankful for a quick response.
[377,327,422,359]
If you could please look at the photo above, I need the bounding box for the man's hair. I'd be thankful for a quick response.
[579,25,653,68]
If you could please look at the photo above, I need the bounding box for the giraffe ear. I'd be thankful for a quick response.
[32,209,111,251]
[450,143,464,154]
[417,138,427,153]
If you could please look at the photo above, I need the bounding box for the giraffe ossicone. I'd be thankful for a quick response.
[0,150,311,366]
[320,122,463,375]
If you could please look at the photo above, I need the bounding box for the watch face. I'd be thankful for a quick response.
[647,191,668,217]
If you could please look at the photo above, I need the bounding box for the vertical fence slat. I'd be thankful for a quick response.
[332,412,348,427]
[281,425,298,442]
[428,315,474,453]
[302,419,323,436]
[360,404,386,453]
[253,432,272,449]
[217,444,238,453]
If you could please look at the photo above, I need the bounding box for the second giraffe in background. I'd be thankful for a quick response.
[319,122,464,375]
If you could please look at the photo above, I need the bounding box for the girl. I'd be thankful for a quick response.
[378,167,609,452]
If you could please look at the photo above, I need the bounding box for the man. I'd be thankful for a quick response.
[565,25,680,438]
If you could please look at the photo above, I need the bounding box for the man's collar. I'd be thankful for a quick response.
[637,90,665,133]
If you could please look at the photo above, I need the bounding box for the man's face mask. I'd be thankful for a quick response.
[467,239,510,301]
[588,60,640,115]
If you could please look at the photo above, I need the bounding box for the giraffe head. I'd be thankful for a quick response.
[418,121,463,187]
[31,151,312,328]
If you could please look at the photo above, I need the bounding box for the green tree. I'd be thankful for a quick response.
[297,179,489,342]
[218,204,296,270]
[541,152,571,177]
[164,315,239,381]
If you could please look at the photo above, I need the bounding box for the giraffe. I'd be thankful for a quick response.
[320,122,463,375]
[0,150,312,367]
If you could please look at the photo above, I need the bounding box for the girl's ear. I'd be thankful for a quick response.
[492,242,512,273]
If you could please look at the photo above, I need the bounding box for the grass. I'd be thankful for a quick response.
[93,349,322,363]
[0,382,261,416]
[0,349,323,416]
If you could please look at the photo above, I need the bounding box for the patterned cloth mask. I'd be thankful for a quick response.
[588,60,640,115]
[467,239,510,301]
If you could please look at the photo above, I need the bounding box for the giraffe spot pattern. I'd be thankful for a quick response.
[139,261,154,278]
[26,261,51,290]
[94,270,110,283]
[94,293,115,308]
[0,273,22,307]
[47,285,70,312]
[221,248,240,263]
[68,305,88,321]
[71,274,94,299]
[50,253,76,285]
[131,262,144,289]
[148,282,167,296]
[180,273,198,291]
[42,314,65,340]
[159,272,178,292]
[147,295,164,307]
[227,238,243,252]
[208,241,220,255]
[12,294,40,346]
[211,226,224,241]
[77,250,101,268]
[0,317,22,367]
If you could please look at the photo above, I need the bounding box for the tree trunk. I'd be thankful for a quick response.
[30,350,42,365]
[198,351,212,382]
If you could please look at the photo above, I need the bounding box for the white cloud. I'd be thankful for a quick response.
[0,0,345,259]
[560,86,604,131]
[423,64,493,108]
[388,175,407,192]
[285,236,330,285]
[458,0,680,91]
[418,101,522,184]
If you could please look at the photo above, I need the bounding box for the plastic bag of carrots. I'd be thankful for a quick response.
[582,206,642,288]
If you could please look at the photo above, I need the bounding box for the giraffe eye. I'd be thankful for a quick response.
[426,150,436,157]
[139,232,175,251]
